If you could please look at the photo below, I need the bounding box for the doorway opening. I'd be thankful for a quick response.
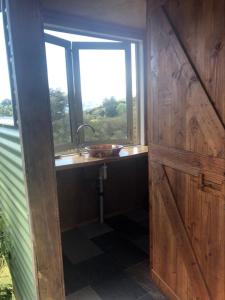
[44,25,166,300]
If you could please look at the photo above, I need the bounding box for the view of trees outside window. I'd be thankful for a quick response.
[48,89,71,146]
[45,31,139,149]
[0,22,139,144]
[84,96,127,142]
[45,42,71,146]
[0,11,14,126]
[79,49,128,142]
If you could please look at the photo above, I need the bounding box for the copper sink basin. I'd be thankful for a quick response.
[85,144,123,158]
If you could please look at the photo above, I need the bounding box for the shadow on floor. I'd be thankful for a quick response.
[62,209,167,300]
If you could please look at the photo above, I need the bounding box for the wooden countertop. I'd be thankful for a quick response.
[55,145,148,171]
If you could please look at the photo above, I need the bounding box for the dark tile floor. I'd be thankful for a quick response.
[62,209,167,300]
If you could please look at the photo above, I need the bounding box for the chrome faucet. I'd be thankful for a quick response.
[76,123,95,155]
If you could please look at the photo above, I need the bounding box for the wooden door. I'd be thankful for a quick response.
[147,1,225,299]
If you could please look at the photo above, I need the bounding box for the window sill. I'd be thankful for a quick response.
[55,145,148,171]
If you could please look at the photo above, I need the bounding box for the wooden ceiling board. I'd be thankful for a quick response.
[41,0,147,29]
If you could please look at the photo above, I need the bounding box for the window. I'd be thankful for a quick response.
[45,30,142,152]
[0,3,16,126]
[45,38,72,146]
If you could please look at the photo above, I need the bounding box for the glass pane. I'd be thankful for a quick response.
[45,42,71,146]
[0,11,14,126]
[79,49,128,142]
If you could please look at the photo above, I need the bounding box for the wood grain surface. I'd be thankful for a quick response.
[147,1,225,299]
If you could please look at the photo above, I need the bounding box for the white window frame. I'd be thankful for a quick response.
[0,1,17,127]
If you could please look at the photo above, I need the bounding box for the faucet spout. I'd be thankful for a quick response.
[76,123,95,135]
[76,123,95,155]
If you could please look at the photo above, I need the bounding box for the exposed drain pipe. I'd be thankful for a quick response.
[98,163,107,224]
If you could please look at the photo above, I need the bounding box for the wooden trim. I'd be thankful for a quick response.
[149,144,225,180]
[152,270,180,300]
[43,9,145,42]
[146,0,154,275]
[55,145,148,171]
[147,0,168,12]
[151,162,212,300]
[146,0,155,145]
[198,173,225,198]
[6,0,65,299]
[148,158,154,286]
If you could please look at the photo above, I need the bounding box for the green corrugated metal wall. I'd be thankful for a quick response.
[0,126,37,300]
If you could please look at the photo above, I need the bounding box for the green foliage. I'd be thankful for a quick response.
[0,90,137,146]
[103,97,118,117]
[116,102,126,115]
[50,92,138,145]
[84,97,128,141]
[84,113,127,141]
[0,284,13,300]
[49,91,131,144]
[0,99,13,117]
[0,214,9,268]
[49,89,71,146]
[0,213,13,299]
[50,89,67,121]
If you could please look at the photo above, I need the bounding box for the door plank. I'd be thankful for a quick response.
[164,0,225,125]
[151,162,212,300]
[159,6,225,158]
[147,1,225,299]
[150,7,224,158]
[149,143,225,181]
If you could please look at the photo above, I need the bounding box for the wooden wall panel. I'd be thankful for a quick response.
[41,0,146,29]
[57,157,148,231]
[147,1,225,299]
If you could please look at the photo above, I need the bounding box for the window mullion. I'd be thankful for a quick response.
[135,42,142,145]
[72,43,84,146]
[125,44,133,143]
[65,44,76,147]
